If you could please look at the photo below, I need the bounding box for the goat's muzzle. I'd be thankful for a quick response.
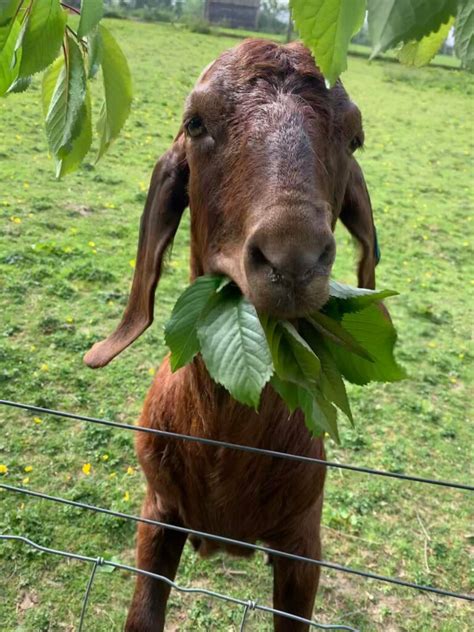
[243,213,336,318]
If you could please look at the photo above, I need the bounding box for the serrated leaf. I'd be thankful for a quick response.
[324,303,407,385]
[19,0,66,77]
[55,85,92,177]
[8,74,30,93]
[325,281,398,318]
[87,26,102,79]
[270,376,339,442]
[197,291,273,409]
[0,15,20,96]
[307,311,373,360]
[96,24,132,160]
[290,0,366,86]
[77,0,103,38]
[41,52,62,115]
[270,374,300,412]
[368,0,457,57]
[42,34,86,162]
[271,321,321,388]
[300,321,352,424]
[165,275,222,372]
[0,0,19,54]
[399,17,454,67]
[455,1,474,71]
[329,280,397,303]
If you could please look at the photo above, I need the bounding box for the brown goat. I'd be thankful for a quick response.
[85,39,380,631]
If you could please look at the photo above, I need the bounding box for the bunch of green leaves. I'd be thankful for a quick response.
[164,276,406,442]
[0,0,131,176]
[290,0,474,86]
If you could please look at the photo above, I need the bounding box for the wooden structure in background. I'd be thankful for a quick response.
[205,0,260,30]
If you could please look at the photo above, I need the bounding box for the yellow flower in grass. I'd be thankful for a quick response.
[101,454,109,462]
[82,463,92,476]
[126,466,134,475]
[0,464,8,475]
[24,465,33,473]
[123,491,130,502]
[148,367,156,376]
[33,417,42,424]
[40,363,49,372]
[22,477,30,485]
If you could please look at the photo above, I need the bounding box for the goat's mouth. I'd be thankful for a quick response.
[247,275,331,319]
[208,252,330,319]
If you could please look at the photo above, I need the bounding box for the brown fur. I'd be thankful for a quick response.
[85,39,380,631]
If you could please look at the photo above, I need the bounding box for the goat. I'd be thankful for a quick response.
[84,39,380,632]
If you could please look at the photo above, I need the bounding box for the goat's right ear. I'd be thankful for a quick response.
[339,158,380,290]
[84,134,189,368]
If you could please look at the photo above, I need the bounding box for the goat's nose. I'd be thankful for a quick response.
[247,231,335,286]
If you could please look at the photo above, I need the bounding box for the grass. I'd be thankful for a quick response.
[0,18,473,632]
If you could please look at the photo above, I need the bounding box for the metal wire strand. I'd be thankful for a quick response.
[1,400,472,492]
[2,484,473,603]
[78,557,103,632]
[240,600,257,631]
[0,535,359,632]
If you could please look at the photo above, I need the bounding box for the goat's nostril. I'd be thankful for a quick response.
[317,240,336,268]
[249,245,270,268]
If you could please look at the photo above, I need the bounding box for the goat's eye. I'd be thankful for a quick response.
[186,116,206,138]
[349,135,363,153]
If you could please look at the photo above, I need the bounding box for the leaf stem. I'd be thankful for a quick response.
[60,2,80,15]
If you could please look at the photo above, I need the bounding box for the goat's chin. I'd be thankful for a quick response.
[248,279,330,319]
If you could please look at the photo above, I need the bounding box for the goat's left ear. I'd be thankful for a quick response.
[84,133,189,368]
[339,158,380,290]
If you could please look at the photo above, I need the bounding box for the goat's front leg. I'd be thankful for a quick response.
[271,514,323,631]
[125,493,187,632]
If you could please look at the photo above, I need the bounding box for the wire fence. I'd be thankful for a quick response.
[1,399,473,632]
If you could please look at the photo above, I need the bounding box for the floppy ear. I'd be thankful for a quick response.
[84,135,189,368]
[339,158,380,290]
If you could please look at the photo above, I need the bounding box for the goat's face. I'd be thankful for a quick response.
[185,41,364,318]
[84,40,376,369]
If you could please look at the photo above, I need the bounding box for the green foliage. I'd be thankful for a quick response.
[77,0,103,39]
[165,274,222,371]
[197,287,273,409]
[323,304,408,386]
[290,0,366,86]
[95,24,132,160]
[0,0,131,176]
[42,34,87,170]
[398,18,455,68]
[18,0,67,77]
[0,0,18,52]
[166,276,405,438]
[0,14,20,96]
[290,0,472,86]
[455,1,474,71]
[368,0,456,57]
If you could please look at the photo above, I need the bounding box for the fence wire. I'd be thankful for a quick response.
[2,482,473,603]
[1,400,473,491]
[1,398,473,632]
[1,535,359,631]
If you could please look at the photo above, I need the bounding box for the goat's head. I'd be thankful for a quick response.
[85,40,379,369]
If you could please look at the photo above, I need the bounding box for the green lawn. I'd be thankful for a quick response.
[0,18,473,632]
